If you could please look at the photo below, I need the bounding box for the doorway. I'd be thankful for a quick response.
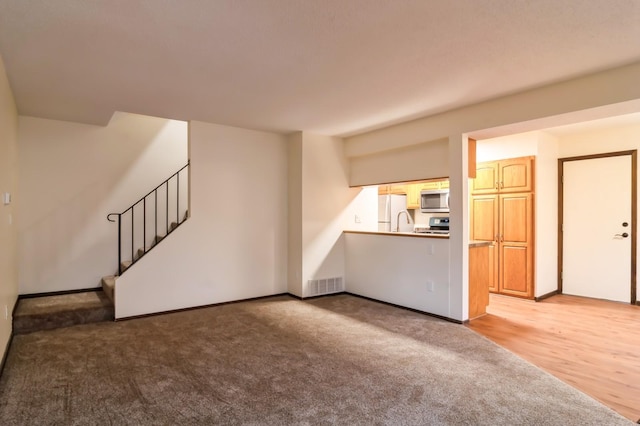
[558,150,637,304]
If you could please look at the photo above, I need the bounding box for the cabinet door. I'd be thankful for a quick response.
[469,245,490,319]
[406,184,420,209]
[419,181,440,191]
[499,157,534,193]
[499,192,534,298]
[389,184,407,195]
[439,180,450,189]
[472,162,499,194]
[470,195,499,292]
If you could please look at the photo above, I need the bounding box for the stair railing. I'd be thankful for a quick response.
[107,162,190,275]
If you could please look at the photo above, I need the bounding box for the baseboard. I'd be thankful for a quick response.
[19,287,102,300]
[534,290,559,302]
[0,331,14,380]
[295,291,347,301]
[116,293,291,321]
[343,292,463,324]
[116,291,463,324]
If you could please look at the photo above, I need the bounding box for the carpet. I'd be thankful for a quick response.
[0,294,631,425]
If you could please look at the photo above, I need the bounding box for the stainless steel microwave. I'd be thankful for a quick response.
[420,189,450,213]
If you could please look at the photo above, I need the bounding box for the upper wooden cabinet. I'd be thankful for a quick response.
[378,184,407,195]
[406,184,421,210]
[472,156,534,194]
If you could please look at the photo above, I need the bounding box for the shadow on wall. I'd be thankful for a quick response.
[18,112,188,294]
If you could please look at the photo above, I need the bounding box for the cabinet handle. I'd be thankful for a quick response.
[500,181,504,188]
[495,181,499,189]
[500,234,504,242]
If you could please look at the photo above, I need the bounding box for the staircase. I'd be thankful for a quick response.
[102,163,190,308]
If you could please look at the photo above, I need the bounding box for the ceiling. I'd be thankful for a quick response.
[0,0,639,137]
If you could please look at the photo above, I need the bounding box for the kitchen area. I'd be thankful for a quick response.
[343,177,492,322]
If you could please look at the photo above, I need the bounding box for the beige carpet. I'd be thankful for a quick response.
[0,294,631,425]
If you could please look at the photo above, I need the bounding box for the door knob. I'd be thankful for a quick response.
[614,232,629,238]
[622,222,629,227]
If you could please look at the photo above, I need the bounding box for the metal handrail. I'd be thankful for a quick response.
[107,162,190,275]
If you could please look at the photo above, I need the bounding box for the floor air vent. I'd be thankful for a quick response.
[307,277,344,297]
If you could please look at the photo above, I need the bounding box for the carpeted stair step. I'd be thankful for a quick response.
[134,248,145,261]
[101,275,115,303]
[120,260,132,273]
[13,290,114,335]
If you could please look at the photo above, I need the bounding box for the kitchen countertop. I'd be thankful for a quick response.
[343,230,449,239]
[344,231,494,247]
[469,240,494,248]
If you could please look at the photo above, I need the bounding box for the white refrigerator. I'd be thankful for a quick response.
[378,194,414,232]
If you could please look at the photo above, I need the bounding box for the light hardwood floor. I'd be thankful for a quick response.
[467,293,640,422]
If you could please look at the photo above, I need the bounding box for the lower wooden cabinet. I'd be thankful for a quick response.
[469,244,491,319]
[470,192,534,298]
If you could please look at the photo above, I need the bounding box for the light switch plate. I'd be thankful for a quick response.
[2,193,10,205]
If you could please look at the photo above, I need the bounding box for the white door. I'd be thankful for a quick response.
[562,155,632,303]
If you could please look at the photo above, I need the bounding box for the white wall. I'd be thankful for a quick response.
[476,132,538,162]
[555,121,640,301]
[344,62,640,160]
[18,113,187,294]
[287,133,303,296]
[288,133,378,298]
[535,132,560,297]
[115,121,288,318]
[349,139,449,186]
[0,54,18,357]
[345,234,451,318]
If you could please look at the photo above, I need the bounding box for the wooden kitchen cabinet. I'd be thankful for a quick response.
[470,194,499,292]
[470,191,534,298]
[406,184,421,209]
[389,184,407,195]
[379,184,407,195]
[472,162,499,194]
[419,181,440,191]
[469,244,491,319]
[499,192,534,298]
[472,156,534,194]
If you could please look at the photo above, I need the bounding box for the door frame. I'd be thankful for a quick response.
[558,150,637,304]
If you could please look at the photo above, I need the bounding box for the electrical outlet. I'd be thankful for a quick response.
[427,281,434,292]
[354,215,361,223]
[428,244,435,255]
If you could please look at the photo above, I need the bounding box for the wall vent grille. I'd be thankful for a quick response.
[307,277,344,297]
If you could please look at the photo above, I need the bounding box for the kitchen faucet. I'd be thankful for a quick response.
[396,210,410,232]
